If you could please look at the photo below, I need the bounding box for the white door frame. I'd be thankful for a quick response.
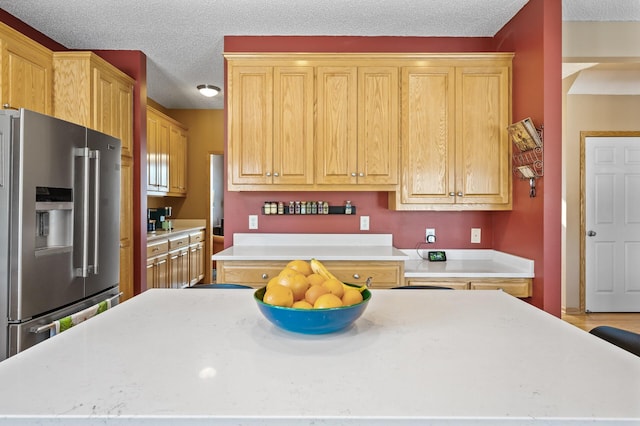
[580,131,640,312]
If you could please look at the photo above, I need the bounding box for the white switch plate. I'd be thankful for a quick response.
[471,228,481,243]
[248,215,258,230]
[360,216,370,231]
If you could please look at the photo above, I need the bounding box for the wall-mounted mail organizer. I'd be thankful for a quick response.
[508,118,544,197]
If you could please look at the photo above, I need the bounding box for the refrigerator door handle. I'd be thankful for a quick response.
[74,147,90,278]
[90,149,100,275]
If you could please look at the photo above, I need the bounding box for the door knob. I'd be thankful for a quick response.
[587,230,597,237]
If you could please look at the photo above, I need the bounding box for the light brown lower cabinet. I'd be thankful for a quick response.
[406,278,532,298]
[216,260,405,289]
[147,228,205,291]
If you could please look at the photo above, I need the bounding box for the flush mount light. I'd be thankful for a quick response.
[197,84,220,97]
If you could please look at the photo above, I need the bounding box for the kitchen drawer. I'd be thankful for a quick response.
[406,278,470,290]
[146,240,169,257]
[316,261,404,288]
[169,235,189,250]
[217,261,285,288]
[470,278,532,298]
[189,230,205,244]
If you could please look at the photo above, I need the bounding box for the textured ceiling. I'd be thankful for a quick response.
[0,0,638,109]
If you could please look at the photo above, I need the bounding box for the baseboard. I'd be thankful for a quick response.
[562,307,583,315]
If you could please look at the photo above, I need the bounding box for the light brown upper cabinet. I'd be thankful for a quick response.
[147,105,188,197]
[227,64,314,189]
[389,54,513,211]
[316,66,398,188]
[0,22,53,114]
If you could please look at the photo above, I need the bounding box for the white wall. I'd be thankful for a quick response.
[562,21,640,312]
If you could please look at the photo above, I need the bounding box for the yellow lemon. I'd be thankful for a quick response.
[313,293,343,309]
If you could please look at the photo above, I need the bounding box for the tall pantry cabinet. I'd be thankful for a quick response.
[52,52,136,301]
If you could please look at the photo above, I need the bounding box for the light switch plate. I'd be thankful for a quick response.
[360,216,370,231]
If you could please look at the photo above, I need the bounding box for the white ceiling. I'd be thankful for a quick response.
[0,0,638,109]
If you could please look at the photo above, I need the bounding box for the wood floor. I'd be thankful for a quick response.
[562,312,640,334]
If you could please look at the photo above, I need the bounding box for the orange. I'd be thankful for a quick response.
[283,273,310,301]
[286,259,313,276]
[306,273,325,286]
[313,293,343,309]
[266,276,280,289]
[263,284,294,307]
[342,289,364,306]
[305,284,330,305]
[322,278,345,299]
[278,267,300,280]
[291,300,313,309]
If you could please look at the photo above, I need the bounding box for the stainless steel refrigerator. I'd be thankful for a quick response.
[0,109,121,361]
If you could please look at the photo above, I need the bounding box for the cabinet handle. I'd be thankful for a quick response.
[351,172,357,177]
[449,192,455,196]
[457,192,463,197]
[262,273,268,279]
[273,172,279,177]
[266,172,271,177]
[359,172,364,177]
[353,273,360,279]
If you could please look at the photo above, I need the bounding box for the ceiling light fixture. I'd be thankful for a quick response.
[197,84,220,97]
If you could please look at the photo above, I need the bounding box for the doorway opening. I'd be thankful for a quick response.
[210,153,224,281]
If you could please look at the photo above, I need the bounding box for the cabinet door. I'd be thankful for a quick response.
[117,81,133,157]
[398,66,455,205]
[169,125,187,195]
[455,66,511,206]
[272,66,314,185]
[469,278,531,298]
[0,25,52,114]
[146,111,160,191]
[92,67,116,137]
[228,66,273,185]
[357,66,399,185]
[189,244,199,285]
[119,156,134,301]
[318,260,405,288]
[316,66,358,185]
[406,278,469,290]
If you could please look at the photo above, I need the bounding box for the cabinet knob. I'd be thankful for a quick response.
[353,273,360,279]
[266,172,271,177]
[273,172,279,177]
[457,192,463,197]
[351,172,357,177]
[449,192,455,196]
[262,273,268,279]
[359,172,364,177]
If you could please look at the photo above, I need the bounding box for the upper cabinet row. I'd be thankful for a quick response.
[225,53,513,211]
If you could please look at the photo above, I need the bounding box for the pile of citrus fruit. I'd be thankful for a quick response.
[262,259,365,309]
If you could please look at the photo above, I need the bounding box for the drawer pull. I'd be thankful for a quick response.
[353,273,360,279]
[262,273,268,279]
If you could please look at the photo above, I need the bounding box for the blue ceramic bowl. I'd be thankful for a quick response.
[254,284,371,334]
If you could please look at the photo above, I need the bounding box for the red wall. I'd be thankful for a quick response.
[493,0,562,315]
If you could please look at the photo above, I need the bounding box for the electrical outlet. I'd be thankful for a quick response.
[360,216,370,231]
[426,228,436,243]
[248,215,258,230]
[471,228,481,243]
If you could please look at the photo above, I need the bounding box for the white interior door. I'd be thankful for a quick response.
[585,136,640,312]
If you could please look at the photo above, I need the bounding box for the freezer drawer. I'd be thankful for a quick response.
[6,287,120,359]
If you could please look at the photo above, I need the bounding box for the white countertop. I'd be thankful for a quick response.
[212,233,409,261]
[0,289,638,425]
[147,219,206,242]
[403,249,535,278]
[213,234,534,278]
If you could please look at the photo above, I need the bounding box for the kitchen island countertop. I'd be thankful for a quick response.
[0,288,638,425]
